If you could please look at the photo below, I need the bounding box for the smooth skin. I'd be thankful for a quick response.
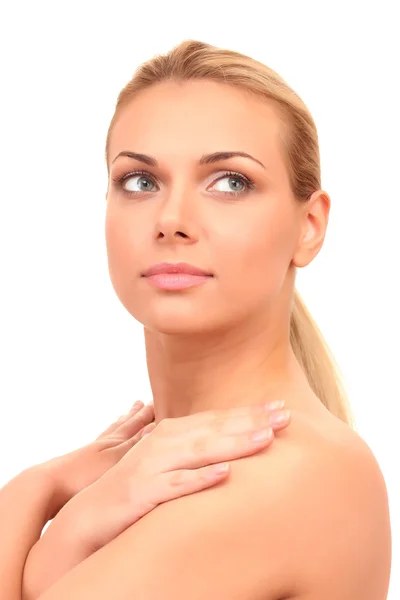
[33,80,391,598]
[105,79,330,423]
[3,81,390,600]
[22,400,291,599]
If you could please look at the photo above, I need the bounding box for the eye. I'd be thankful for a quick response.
[111,169,256,197]
[210,172,254,196]
[116,171,157,194]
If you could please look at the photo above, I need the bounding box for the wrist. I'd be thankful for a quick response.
[56,487,95,550]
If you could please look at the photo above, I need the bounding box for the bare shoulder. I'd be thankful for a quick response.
[36,403,391,600]
[236,406,392,598]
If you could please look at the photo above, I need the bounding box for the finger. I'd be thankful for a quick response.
[170,400,287,434]
[120,420,156,448]
[162,405,289,446]
[268,409,292,431]
[132,406,290,474]
[114,404,155,440]
[182,425,276,470]
[139,422,157,438]
[136,416,276,477]
[114,422,157,460]
[96,401,146,439]
[207,407,291,437]
[143,463,231,508]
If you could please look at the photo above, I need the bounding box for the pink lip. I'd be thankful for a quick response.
[144,273,212,290]
[142,262,213,277]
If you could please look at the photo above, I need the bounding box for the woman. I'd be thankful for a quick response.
[1,39,391,599]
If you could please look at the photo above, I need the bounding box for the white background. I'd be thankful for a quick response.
[0,1,398,597]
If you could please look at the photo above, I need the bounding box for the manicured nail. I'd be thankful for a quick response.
[266,400,285,411]
[132,401,144,410]
[212,463,230,475]
[251,428,273,442]
[270,410,291,425]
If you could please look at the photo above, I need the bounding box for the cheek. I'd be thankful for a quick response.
[105,213,150,320]
[218,213,295,296]
[105,212,138,286]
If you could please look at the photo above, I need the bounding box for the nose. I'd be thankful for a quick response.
[152,185,198,245]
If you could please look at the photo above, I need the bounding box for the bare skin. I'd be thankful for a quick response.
[29,81,386,598]
[0,80,390,600]
[101,78,384,595]
[21,401,291,599]
[31,78,387,599]
[105,79,332,425]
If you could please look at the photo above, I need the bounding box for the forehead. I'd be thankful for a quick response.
[109,80,283,166]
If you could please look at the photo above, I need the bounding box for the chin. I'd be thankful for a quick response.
[142,317,218,336]
[136,305,227,336]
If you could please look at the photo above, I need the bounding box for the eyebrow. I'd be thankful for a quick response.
[111,150,266,170]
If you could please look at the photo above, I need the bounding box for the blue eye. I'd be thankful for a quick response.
[117,172,156,193]
[112,169,256,197]
[211,174,250,194]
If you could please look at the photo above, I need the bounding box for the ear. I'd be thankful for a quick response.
[292,189,331,268]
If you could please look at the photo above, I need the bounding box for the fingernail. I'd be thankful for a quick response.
[132,401,144,410]
[251,428,273,442]
[212,463,230,475]
[270,410,291,425]
[265,400,285,411]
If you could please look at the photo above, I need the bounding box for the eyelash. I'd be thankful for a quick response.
[111,169,256,197]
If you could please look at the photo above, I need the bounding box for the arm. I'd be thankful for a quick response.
[0,467,55,600]
[34,434,304,600]
[36,431,392,600]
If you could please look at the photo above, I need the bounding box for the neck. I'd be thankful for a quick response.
[143,310,322,423]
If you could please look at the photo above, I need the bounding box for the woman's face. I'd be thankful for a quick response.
[105,80,313,334]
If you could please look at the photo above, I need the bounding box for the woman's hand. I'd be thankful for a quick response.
[38,400,156,521]
[23,401,290,599]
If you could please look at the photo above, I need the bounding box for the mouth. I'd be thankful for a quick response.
[141,262,213,277]
[143,272,212,290]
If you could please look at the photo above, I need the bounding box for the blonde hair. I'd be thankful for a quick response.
[104,39,357,431]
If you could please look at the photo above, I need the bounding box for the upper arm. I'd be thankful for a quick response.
[38,431,392,600]
[38,442,300,600]
[296,437,392,599]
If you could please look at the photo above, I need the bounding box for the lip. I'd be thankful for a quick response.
[142,262,213,277]
[143,273,212,290]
